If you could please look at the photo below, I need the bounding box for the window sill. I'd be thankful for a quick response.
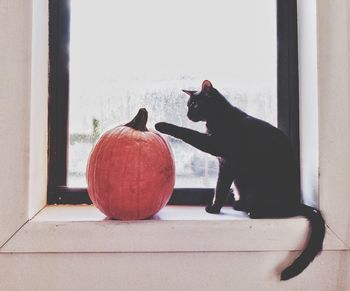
[0,205,345,253]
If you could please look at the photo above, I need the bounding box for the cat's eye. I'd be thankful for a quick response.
[188,100,198,109]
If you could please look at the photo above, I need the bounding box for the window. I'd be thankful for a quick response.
[48,0,299,205]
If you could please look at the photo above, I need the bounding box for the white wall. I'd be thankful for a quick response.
[0,0,32,245]
[317,0,350,244]
[0,252,349,291]
[28,0,48,218]
[0,0,350,290]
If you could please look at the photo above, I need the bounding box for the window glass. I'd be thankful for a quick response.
[68,0,277,187]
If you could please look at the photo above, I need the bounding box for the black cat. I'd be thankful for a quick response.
[155,80,325,280]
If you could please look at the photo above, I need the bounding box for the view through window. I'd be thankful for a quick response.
[68,0,277,188]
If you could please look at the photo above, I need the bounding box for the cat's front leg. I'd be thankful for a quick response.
[155,122,222,156]
[206,161,234,214]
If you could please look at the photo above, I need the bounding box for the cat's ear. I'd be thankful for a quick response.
[182,90,196,97]
[202,80,213,92]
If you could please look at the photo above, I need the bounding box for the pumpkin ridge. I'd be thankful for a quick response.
[116,127,134,217]
[136,140,142,219]
[153,131,175,204]
[87,131,111,207]
[118,128,137,219]
[133,129,150,219]
[97,130,117,214]
[106,128,125,218]
[140,137,160,219]
[156,139,168,212]
[147,132,175,213]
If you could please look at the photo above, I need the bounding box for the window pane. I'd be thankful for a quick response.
[68,0,277,187]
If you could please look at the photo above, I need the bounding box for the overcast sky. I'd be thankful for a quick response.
[70,0,276,81]
[69,0,276,133]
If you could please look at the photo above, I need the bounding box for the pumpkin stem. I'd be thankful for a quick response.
[125,108,148,131]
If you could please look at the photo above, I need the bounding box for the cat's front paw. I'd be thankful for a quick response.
[155,122,177,135]
[205,204,222,214]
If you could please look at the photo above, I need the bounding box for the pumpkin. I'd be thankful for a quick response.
[86,108,175,220]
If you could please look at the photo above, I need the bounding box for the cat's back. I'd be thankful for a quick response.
[240,114,293,155]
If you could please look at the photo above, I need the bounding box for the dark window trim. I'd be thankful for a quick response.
[48,0,70,204]
[277,0,300,192]
[277,0,300,159]
[47,0,300,205]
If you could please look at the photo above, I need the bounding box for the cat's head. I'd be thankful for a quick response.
[183,80,218,122]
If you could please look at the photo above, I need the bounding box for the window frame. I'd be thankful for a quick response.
[47,0,300,205]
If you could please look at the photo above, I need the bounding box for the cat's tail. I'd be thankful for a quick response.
[280,204,325,281]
